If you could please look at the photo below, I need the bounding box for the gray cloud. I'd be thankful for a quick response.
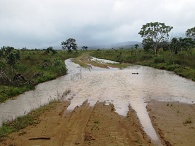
[0,0,194,48]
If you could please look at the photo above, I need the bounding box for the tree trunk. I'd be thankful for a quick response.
[154,44,158,55]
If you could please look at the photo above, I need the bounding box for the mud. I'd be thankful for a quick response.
[1,101,153,146]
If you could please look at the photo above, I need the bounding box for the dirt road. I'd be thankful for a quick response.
[1,101,153,146]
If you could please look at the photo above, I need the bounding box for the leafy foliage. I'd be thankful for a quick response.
[46,47,57,54]
[186,26,195,39]
[170,38,180,54]
[142,38,154,52]
[0,48,81,103]
[61,38,78,52]
[82,46,88,51]
[134,44,139,49]
[139,22,173,54]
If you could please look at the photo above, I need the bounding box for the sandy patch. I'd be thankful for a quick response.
[147,101,195,146]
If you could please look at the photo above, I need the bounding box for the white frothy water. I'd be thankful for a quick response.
[0,58,195,145]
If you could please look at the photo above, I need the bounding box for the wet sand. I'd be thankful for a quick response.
[1,101,153,146]
[147,101,195,146]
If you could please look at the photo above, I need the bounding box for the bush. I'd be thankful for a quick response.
[166,65,175,71]
[154,57,165,63]
[140,54,153,61]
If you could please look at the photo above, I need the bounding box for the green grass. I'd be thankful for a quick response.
[72,53,129,69]
[0,86,32,102]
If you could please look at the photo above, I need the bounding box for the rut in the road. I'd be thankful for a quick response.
[62,100,94,145]
[61,101,151,146]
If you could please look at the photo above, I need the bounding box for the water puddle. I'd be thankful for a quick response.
[0,58,195,145]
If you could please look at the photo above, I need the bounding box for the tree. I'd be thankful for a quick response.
[46,46,57,54]
[82,46,88,51]
[1,46,14,57]
[134,44,139,56]
[138,22,173,54]
[61,38,78,52]
[186,26,195,39]
[179,37,194,51]
[159,41,169,51]
[134,44,139,49]
[6,52,17,66]
[170,38,180,54]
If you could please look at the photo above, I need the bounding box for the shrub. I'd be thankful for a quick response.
[154,57,165,63]
[140,54,153,61]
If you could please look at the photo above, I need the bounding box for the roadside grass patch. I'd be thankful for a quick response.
[73,54,129,69]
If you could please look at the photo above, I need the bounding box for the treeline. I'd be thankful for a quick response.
[138,22,195,55]
[91,47,195,81]
[91,22,195,81]
[0,47,80,103]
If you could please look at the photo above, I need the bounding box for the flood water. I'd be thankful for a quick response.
[0,58,195,144]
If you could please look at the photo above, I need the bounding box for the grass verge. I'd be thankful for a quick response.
[0,50,81,103]
[73,53,129,69]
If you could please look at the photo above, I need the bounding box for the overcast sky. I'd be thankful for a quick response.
[0,0,194,48]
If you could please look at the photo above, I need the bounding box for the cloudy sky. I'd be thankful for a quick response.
[0,0,194,48]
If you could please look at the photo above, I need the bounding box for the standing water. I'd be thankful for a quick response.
[0,58,195,145]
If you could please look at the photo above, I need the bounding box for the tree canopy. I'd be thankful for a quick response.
[139,22,173,54]
[61,38,78,52]
[82,46,88,51]
[186,26,195,39]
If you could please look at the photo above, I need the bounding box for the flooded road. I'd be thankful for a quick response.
[0,58,195,145]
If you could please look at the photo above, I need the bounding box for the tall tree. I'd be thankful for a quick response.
[61,38,78,52]
[138,22,173,54]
